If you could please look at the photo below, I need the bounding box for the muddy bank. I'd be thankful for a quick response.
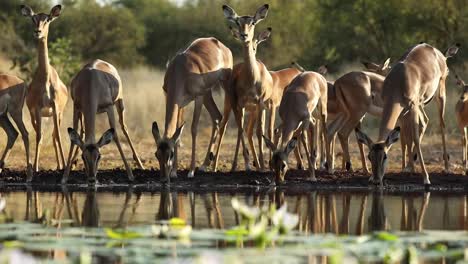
[0,168,466,193]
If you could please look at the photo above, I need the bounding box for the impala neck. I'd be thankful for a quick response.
[242,41,261,82]
[377,102,404,142]
[37,37,51,92]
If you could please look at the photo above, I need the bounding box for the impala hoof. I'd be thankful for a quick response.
[26,165,33,182]
[187,170,195,178]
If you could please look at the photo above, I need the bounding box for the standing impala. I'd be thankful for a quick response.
[153,37,232,183]
[62,60,144,184]
[325,62,387,173]
[356,43,459,186]
[213,4,273,172]
[0,75,32,180]
[265,71,329,184]
[454,75,468,175]
[20,5,68,171]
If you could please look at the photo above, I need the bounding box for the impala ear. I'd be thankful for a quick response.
[256,27,272,44]
[263,135,277,151]
[253,4,269,23]
[291,61,305,72]
[68,127,84,150]
[317,65,328,75]
[445,43,460,58]
[285,137,298,155]
[20,5,34,17]
[362,61,380,71]
[172,123,185,144]
[355,128,373,148]
[97,128,115,148]
[152,121,162,144]
[455,75,466,87]
[222,4,238,23]
[50,5,62,18]
[385,127,400,147]
[382,58,391,70]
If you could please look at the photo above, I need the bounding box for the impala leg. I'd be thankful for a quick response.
[464,127,468,175]
[301,121,316,181]
[294,144,304,170]
[256,107,266,171]
[325,113,346,173]
[200,93,222,172]
[212,94,231,172]
[245,109,260,169]
[171,108,184,179]
[52,102,66,169]
[337,133,350,171]
[115,99,144,169]
[355,122,369,174]
[106,106,134,182]
[411,110,430,185]
[10,109,32,181]
[0,115,18,173]
[71,114,84,168]
[268,105,276,159]
[52,123,61,170]
[188,98,203,178]
[400,124,407,171]
[436,87,450,172]
[32,108,42,172]
[63,107,80,184]
[338,112,366,172]
[232,107,243,171]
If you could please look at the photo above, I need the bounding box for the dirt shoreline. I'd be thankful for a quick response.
[0,168,466,193]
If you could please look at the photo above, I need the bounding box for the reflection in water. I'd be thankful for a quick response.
[9,190,468,234]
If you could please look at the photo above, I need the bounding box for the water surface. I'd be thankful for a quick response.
[3,190,466,233]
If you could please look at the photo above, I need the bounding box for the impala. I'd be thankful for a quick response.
[153,37,232,183]
[21,4,68,172]
[0,75,32,180]
[265,70,329,184]
[62,60,144,184]
[356,43,459,186]
[454,74,468,175]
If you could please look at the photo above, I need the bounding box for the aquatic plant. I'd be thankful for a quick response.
[228,198,299,248]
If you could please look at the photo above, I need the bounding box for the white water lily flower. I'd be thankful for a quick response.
[0,198,6,212]
[281,212,299,232]
[249,217,268,238]
[231,198,260,220]
[271,203,287,227]
[271,203,299,233]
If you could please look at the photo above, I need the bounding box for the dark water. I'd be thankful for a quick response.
[2,190,467,233]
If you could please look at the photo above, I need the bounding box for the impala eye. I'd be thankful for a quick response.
[367,154,371,161]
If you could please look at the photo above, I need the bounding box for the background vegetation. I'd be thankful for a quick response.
[1,0,467,72]
[0,0,468,170]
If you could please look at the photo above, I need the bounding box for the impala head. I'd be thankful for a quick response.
[20,4,62,39]
[230,27,271,54]
[455,75,468,101]
[152,121,184,182]
[355,127,400,185]
[68,128,114,181]
[222,4,269,43]
[263,135,297,184]
[362,58,391,76]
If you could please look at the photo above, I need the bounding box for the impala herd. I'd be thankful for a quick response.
[0,4,463,187]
